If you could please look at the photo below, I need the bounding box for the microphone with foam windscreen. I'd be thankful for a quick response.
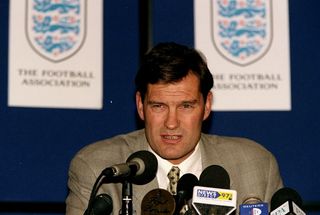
[141,188,176,215]
[119,151,158,215]
[90,194,113,215]
[198,165,230,189]
[270,187,305,215]
[84,151,158,215]
[192,165,237,215]
[175,173,199,215]
[102,150,158,184]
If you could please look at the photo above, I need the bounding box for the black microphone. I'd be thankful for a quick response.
[102,150,158,184]
[84,193,113,215]
[199,165,230,189]
[85,151,158,215]
[270,187,305,215]
[192,165,237,215]
[90,194,113,215]
[141,188,176,215]
[175,173,199,215]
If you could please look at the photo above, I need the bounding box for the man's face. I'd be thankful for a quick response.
[136,73,212,164]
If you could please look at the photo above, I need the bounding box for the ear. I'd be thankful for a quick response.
[136,91,145,120]
[203,91,213,120]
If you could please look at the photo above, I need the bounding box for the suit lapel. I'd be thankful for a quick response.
[200,135,224,168]
[199,134,235,188]
[129,130,160,211]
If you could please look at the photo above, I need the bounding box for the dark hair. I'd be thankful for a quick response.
[135,42,214,101]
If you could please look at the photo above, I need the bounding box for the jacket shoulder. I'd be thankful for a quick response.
[201,133,273,158]
[69,129,147,175]
[200,133,283,204]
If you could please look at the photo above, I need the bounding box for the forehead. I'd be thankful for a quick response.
[145,73,201,100]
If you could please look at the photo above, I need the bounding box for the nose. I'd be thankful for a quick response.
[164,109,179,130]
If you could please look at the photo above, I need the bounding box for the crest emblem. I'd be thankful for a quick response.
[212,0,272,66]
[26,0,87,62]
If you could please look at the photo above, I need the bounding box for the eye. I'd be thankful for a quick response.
[152,104,163,108]
[150,103,166,112]
[180,103,194,109]
[183,104,192,108]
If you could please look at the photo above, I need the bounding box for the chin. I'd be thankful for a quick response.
[163,152,185,162]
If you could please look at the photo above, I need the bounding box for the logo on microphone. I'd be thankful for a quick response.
[196,189,234,200]
[251,208,262,215]
[240,202,268,215]
[192,186,237,215]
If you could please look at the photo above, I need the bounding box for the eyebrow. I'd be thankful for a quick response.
[146,100,165,105]
[181,99,198,104]
[147,99,199,105]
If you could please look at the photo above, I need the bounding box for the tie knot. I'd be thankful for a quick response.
[167,166,180,195]
[168,166,180,177]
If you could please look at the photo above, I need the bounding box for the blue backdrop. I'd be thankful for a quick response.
[0,0,319,214]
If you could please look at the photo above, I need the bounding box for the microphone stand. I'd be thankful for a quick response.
[120,180,133,215]
[84,172,105,215]
[84,168,115,215]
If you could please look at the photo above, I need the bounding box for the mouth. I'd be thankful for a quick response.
[161,134,182,143]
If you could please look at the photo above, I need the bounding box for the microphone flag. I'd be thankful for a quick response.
[192,186,237,215]
[239,202,268,215]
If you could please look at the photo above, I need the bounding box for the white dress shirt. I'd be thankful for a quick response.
[149,143,202,190]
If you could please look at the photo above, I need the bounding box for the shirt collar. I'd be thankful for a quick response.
[149,142,202,178]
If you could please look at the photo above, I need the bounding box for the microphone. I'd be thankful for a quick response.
[141,188,176,215]
[85,151,158,215]
[239,197,268,215]
[175,173,199,215]
[90,194,113,215]
[192,165,237,215]
[102,150,158,184]
[270,187,305,215]
[199,165,230,189]
[84,193,113,215]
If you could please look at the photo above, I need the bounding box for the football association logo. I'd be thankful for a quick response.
[212,0,272,66]
[26,0,87,62]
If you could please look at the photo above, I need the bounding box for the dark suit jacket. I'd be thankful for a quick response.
[66,129,283,215]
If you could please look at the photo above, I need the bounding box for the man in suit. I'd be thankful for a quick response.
[66,42,283,214]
